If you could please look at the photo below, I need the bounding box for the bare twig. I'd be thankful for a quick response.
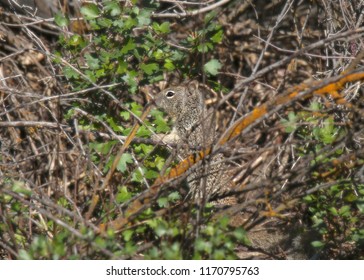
[152,0,231,18]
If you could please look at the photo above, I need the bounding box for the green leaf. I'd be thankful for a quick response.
[310,101,320,111]
[131,168,145,183]
[84,53,99,70]
[54,12,70,27]
[120,111,130,121]
[122,230,133,242]
[154,115,170,133]
[97,17,113,28]
[107,117,123,132]
[130,102,143,116]
[203,59,222,76]
[138,9,151,26]
[121,39,136,54]
[171,50,184,61]
[152,49,164,60]
[168,191,181,202]
[338,205,351,217]
[152,22,170,34]
[116,186,132,203]
[344,192,357,202]
[63,66,80,79]
[80,4,100,20]
[328,207,338,216]
[117,153,133,173]
[116,61,128,74]
[94,236,106,248]
[124,17,138,30]
[155,221,168,236]
[99,50,111,64]
[164,59,175,71]
[145,169,159,179]
[233,228,251,245]
[282,112,297,133]
[321,120,336,143]
[132,6,140,15]
[90,141,116,155]
[136,126,151,137]
[104,1,121,16]
[155,156,165,171]
[303,195,314,203]
[157,197,169,208]
[195,239,212,254]
[140,63,159,75]
[311,240,325,248]
[12,181,32,196]
[139,143,154,154]
[57,197,69,208]
[159,22,171,33]
[211,29,223,43]
[84,69,97,83]
[356,200,364,213]
[68,34,84,47]
[288,111,297,122]
[197,42,213,53]
[204,10,217,24]
[18,249,32,260]
[122,71,138,93]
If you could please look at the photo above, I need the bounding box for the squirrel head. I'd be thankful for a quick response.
[154,80,204,119]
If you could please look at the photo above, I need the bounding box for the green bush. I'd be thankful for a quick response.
[282,101,364,259]
[51,1,244,259]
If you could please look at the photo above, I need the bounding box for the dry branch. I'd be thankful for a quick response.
[101,69,364,232]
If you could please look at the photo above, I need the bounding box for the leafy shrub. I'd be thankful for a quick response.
[52,1,243,259]
[282,101,364,259]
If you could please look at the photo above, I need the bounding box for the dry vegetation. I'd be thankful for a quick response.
[0,0,363,259]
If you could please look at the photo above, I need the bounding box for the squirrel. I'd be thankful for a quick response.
[152,80,232,203]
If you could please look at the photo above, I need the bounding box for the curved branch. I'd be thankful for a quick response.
[152,0,231,18]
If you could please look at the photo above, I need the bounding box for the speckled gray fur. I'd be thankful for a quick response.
[154,81,230,202]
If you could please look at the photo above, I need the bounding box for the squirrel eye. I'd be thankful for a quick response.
[166,90,175,98]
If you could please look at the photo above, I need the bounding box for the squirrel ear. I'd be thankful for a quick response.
[187,80,199,95]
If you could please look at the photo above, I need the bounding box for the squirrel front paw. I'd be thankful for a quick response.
[151,132,180,145]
